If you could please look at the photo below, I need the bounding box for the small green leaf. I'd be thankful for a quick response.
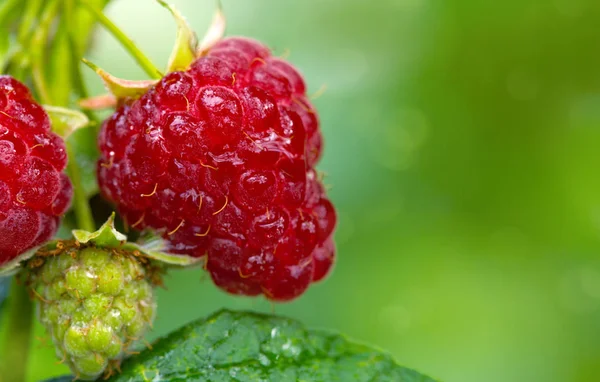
[107,310,436,381]
[44,105,89,139]
[158,0,198,72]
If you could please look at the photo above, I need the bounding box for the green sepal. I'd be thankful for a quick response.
[157,0,198,72]
[73,213,203,266]
[129,232,204,266]
[197,2,227,56]
[81,58,158,100]
[0,214,202,277]
[72,212,126,245]
[0,247,41,277]
[44,105,89,139]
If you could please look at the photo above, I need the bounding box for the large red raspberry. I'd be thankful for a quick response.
[97,38,336,301]
[0,76,73,265]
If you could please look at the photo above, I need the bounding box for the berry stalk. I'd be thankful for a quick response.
[79,0,163,80]
[0,279,34,382]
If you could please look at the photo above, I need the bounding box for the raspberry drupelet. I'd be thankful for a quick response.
[97,38,336,301]
[0,76,73,265]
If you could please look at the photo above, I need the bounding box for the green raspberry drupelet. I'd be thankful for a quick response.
[28,245,157,380]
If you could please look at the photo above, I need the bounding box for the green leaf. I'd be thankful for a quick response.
[109,310,436,381]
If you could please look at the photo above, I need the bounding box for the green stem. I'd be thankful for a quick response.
[79,0,163,79]
[0,279,34,382]
[30,0,61,104]
[66,143,96,232]
[67,0,94,112]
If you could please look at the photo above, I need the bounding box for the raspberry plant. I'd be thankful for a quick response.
[0,1,435,381]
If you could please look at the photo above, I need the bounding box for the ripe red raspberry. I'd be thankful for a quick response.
[97,38,336,301]
[0,76,73,265]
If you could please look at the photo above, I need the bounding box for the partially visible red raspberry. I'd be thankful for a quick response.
[97,38,336,301]
[0,76,72,265]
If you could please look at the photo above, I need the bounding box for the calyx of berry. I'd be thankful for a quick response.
[81,59,158,107]
[73,213,204,266]
[0,213,202,276]
[80,2,226,109]
[158,0,198,73]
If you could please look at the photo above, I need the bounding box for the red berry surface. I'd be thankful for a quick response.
[0,76,73,265]
[97,38,336,301]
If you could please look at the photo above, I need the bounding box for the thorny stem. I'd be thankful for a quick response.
[79,0,163,79]
[0,279,34,382]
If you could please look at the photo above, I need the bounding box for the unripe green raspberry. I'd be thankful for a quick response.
[29,246,157,380]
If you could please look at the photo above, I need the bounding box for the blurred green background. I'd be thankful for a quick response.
[5,0,600,381]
